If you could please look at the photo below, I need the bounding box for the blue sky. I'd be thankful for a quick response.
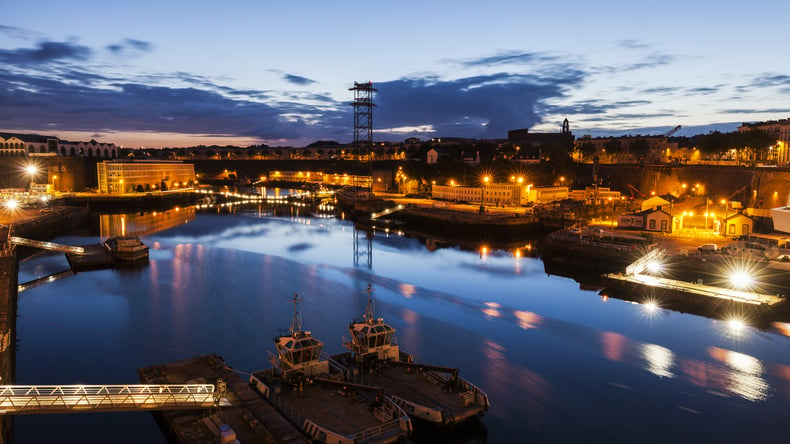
[2,0,789,148]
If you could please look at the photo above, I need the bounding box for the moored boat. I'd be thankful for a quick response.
[249,294,412,444]
[331,285,490,426]
[102,236,149,261]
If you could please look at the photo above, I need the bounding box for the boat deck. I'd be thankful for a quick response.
[139,354,307,444]
[251,369,404,442]
[344,362,485,424]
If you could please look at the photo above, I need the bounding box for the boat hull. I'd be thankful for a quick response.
[331,351,489,427]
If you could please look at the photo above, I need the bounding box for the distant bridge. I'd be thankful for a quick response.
[0,384,228,415]
[8,237,85,255]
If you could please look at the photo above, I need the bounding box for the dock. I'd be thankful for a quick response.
[65,244,116,271]
[605,272,785,306]
[138,354,307,444]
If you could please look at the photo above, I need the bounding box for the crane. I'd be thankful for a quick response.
[664,125,681,137]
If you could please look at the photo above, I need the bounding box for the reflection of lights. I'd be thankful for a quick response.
[709,347,769,402]
[484,302,501,308]
[482,308,501,318]
[727,318,746,335]
[398,283,416,299]
[642,343,674,378]
[771,322,790,337]
[514,310,542,330]
[643,301,659,314]
[601,294,609,302]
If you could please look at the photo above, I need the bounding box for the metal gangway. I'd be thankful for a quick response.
[8,236,85,255]
[370,204,405,220]
[0,383,228,415]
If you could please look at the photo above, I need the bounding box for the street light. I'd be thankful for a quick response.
[24,165,38,190]
[721,199,729,237]
[481,175,490,212]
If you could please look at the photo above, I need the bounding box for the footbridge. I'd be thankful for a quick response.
[0,383,229,415]
[8,237,85,255]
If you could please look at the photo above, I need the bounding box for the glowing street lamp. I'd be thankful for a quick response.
[481,175,490,211]
[24,165,38,190]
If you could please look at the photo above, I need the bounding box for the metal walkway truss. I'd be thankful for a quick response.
[8,237,86,254]
[0,384,226,415]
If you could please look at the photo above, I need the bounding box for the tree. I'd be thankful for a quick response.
[603,139,623,162]
[578,141,596,160]
[629,138,650,162]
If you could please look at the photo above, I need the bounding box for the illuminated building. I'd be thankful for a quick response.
[97,160,196,194]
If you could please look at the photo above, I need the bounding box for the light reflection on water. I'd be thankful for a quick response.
[12,205,790,443]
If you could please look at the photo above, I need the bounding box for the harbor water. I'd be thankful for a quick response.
[13,202,790,443]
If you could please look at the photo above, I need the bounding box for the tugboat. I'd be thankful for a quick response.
[331,285,490,426]
[249,294,412,444]
[103,236,149,262]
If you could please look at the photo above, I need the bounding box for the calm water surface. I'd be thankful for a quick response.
[13,204,790,443]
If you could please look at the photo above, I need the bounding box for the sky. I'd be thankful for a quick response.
[1,0,789,148]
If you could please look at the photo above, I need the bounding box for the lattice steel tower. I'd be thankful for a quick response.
[350,81,377,188]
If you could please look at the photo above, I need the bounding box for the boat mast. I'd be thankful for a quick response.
[290,293,302,335]
[364,284,375,324]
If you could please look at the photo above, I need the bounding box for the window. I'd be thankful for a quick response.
[649,219,656,229]
[742,224,750,235]
[661,220,668,231]
[729,224,736,235]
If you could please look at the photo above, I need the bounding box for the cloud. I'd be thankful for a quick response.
[374,70,585,139]
[456,51,553,68]
[616,39,650,50]
[283,73,317,86]
[595,52,675,75]
[0,24,38,40]
[0,67,332,142]
[551,99,652,116]
[721,107,790,115]
[0,40,92,65]
[106,38,153,56]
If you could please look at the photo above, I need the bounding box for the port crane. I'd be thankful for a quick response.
[664,125,682,137]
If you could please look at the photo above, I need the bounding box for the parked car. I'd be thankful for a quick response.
[698,244,719,253]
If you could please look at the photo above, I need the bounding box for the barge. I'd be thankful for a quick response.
[138,353,306,443]
[249,294,412,444]
[103,236,149,262]
[331,285,490,426]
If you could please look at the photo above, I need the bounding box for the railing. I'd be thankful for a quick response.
[8,237,85,254]
[0,384,218,415]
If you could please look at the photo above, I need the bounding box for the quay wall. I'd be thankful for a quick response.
[0,251,17,444]
[61,192,200,211]
[593,164,790,209]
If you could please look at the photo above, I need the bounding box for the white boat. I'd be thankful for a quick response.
[331,285,490,426]
[103,236,149,262]
[249,294,412,444]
